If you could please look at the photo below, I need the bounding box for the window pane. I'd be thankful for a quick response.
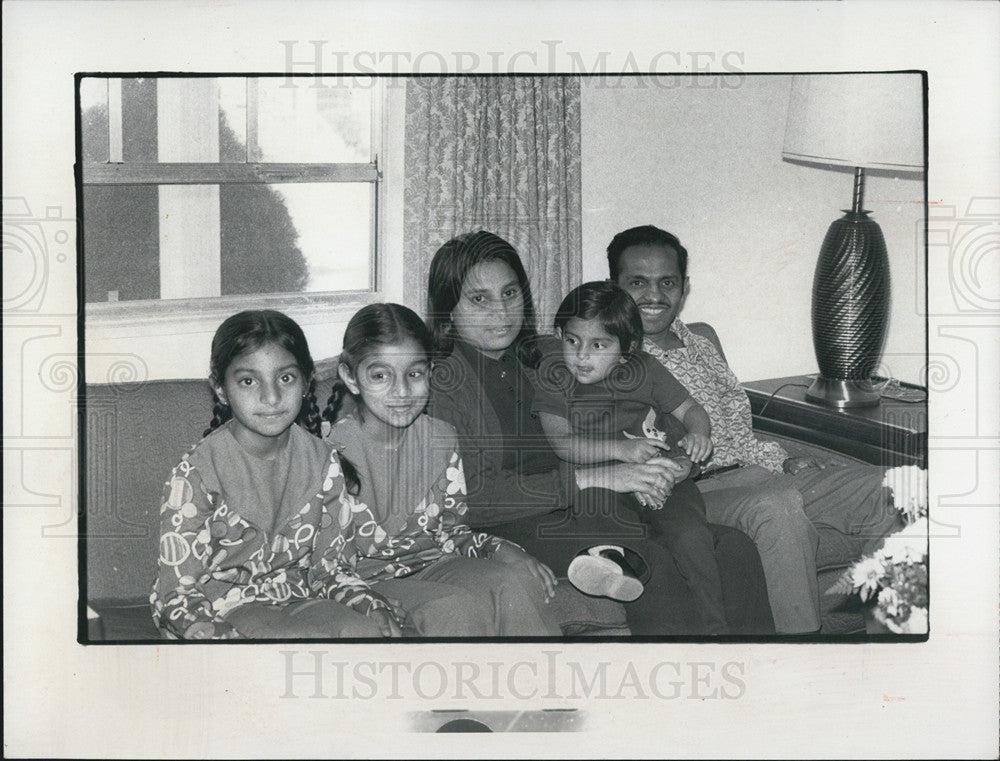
[82,76,376,166]
[79,77,160,163]
[123,78,158,162]
[157,78,217,163]
[220,183,373,295]
[79,78,109,163]
[254,78,372,162]
[83,185,160,302]
[79,77,250,164]
[81,75,378,306]
[218,78,248,162]
[83,182,374,303]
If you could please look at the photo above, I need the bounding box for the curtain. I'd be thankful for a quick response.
[402,76,582,331]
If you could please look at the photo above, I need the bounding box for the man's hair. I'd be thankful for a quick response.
[607,225,689,282]
[554,281,643,356]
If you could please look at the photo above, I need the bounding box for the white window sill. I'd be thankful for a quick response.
[85,290,380,338]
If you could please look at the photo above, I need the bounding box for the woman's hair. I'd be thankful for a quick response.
[321,303,432,494]
[554,281,644,357]
[204,309,321,438]
[426,230,541,368]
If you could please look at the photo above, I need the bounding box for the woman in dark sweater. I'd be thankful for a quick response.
[426,230,774,635]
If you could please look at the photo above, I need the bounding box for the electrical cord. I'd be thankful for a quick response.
[756,381,811,417]
[873,375,928,403]
[755,376,926,413]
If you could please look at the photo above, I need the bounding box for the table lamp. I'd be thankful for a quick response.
[782,74,924,408]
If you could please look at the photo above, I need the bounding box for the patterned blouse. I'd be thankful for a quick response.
[150,423,391,640]
[323,409,513,582]
[643,319,787,473]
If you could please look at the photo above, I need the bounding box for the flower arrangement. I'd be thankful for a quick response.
[829,465,928,634]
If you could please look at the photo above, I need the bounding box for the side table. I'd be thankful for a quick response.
[743,375,927,468]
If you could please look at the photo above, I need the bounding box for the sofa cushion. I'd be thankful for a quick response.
[88,598,161,642]
[85,379,214,603]
[88,589,628,641]
[548,584,630,636]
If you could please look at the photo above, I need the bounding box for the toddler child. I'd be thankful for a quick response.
[533,281,728,634]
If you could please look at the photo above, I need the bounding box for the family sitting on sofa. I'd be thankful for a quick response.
[150,225,900,639]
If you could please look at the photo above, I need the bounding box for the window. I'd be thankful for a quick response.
[80,75,385,324]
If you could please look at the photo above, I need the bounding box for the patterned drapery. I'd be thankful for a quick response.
[403,76,582,331]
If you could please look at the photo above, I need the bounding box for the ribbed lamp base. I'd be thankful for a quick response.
[809,200,890,410]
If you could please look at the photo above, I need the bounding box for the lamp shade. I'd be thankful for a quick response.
[782,74,924,172]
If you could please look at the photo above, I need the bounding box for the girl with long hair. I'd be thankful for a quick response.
[151,309,391,639]
[320,302,562,636]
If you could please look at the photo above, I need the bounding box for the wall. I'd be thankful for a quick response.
[581,75,926,385]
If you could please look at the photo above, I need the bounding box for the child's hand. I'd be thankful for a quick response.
[679,433,713,463]
[494,544,558,600]
[646,455,692,486]
[371,608,403,638]
[616,437,672,463]
[381,596,409,624]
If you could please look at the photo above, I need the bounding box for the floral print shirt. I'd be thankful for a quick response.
[323,411,513,581]
[644,319,787,473]
[150,423,390,640]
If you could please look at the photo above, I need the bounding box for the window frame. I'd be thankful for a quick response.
[80,75,389,330]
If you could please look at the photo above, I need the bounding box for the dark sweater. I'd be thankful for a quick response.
[428,341,576,528]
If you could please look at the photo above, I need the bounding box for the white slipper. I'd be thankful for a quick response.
[567,553,644,602]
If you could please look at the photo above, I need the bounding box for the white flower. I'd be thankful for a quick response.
[851,554,887,601]
[880,517,928,564]
[882,605,928,634]
[878,586,902,617]
[883,465,928,522]
[837,482,929,633]
[904,606,928,634]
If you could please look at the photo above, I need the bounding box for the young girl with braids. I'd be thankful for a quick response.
[320,302,562,636]
[150,309,396,639]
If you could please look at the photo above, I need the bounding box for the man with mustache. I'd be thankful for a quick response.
[607,225,902,634]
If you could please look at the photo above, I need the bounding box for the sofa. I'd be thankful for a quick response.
[83,374,867,642]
